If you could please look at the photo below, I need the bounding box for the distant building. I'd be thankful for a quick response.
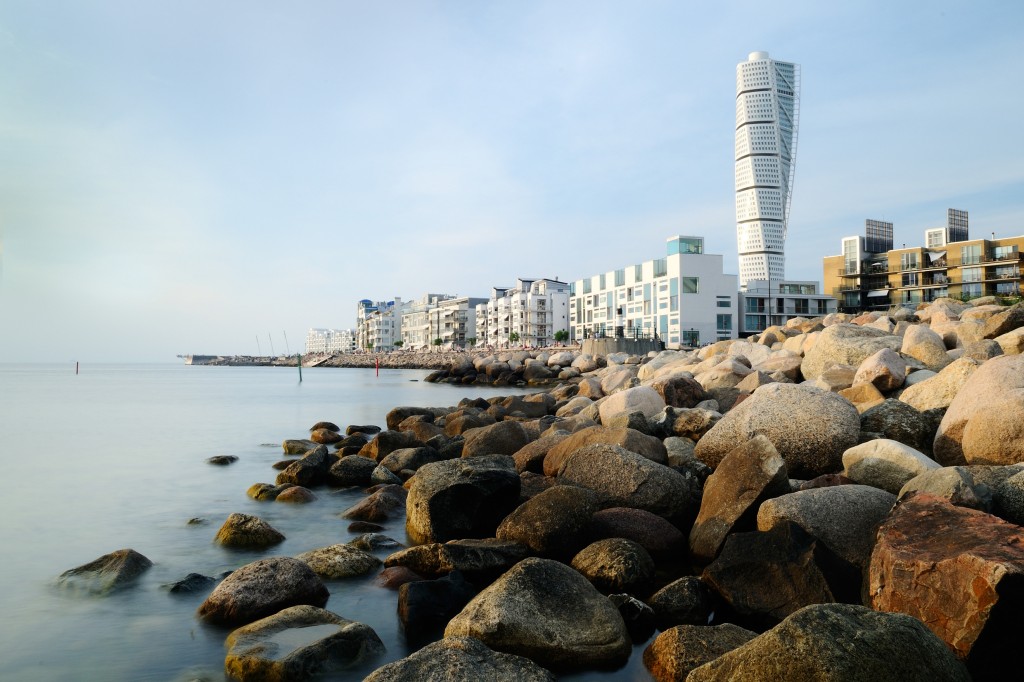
[823,209,1021,312]
[475,278,570,348]
[570,236,737,348]
[356,298,409,351]
[402,293,488,350]
[737,279,837,335]
[735,51,801,290]
[305,328,357,354]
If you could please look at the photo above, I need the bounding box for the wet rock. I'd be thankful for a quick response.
[198,557,329,627]
[347,533,402,552]
[643,623,756,682]
[609,593,657,643]
[369,464,402,486]
[310,428,343,445]
[214,513,285,549]
[57,548,152,594]
[340,485,406,523]
[701,523,835,628]
[207,455,238,465]
[445,557,631,672]
[282,439,317,455]
[376,566,423,589]
[645,576,713,630]
[359,430,422,462]
[870,493,1024,677]
[276,445,331,488]
[687,603,970,682]
[363,636,555,682]
[310,421,340,432]
[224,605,383,681]
[167,572,216,594]
[398,570,478,637]
[275,486,317,503]
[294,544,381,579]
[328,455,377,487]
[694,383,860,479]
[405,455,520,544]
[347,521,383,533]
[587,507,687,558]
[460,420,532,458]
[385,407,435,431]
[571,538,655,596]
[377,446,441,474]
[496,485,599,558]
[384,538,528,583]
[557,444,700,524]
[246,482,295,501]
[841,439,939,494]
[512,432,569,473]
[689,434,790,566]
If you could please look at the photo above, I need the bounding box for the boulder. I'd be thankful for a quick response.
[800,324,901,381]
[810,363,856,392]
[444,411,497,436]
[282,439,318,455]
[543,425,667,476]
[310,427,343,445]
[701,523,835,627]
[57,548,152,594]
[167,572,216,594]
[933,354,1024,466]
[224,605,383,681]
[837,382,885,413]
[197,557,329,627]
[496,484,599,558]
[275,445,331,487]
[852,347,906,391]
[570,538,656,595]
[275,486,317,503]
[385,406,435,431]
[870,493,1024,678]
[347,532,402,553]
[860,399,939,455]
[668,408,721,442]
[406,455,521,544]
[557,444,700,523]
[898,357,981,412]
[649,375,710,408]
[587,507,687,558]
[597,386,667,423]
[689,434,791,565]
[378,446,441,474]
[398,570,478,637]
[981,303,1024,338]
[444,557,631,672]
[359,430,422,462]
[841,439,939,494]
[214,513,285,549]
[600,366,640,394]
[687,603,970,682]
[901,324,952,370]
[294,544,382,579]
[898,466,990,511]
[246,482,294,501]
[643,623,757,682]
[207,455,238,465]
[384,538,529,583]
[461,421,532,458]
[694,383,860,479]
[328,455,377,487]
[512,433,569,473]
[363,636,555,682]
[645,576,714,630]
[340,486,406,523]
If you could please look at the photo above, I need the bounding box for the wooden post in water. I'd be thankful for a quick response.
[75,361,79,375]
[375,356,379,377]
[297,354,303,382]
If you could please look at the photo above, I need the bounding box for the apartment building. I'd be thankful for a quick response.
[475,278,570,348]
[304,328,357,354]
[569,236,737,348]
[823,210,1022,312]
[356,298,409,351]
[402,294,488,350]
[737,279,837,335]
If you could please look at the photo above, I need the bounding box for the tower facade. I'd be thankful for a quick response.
[735,51,800,289]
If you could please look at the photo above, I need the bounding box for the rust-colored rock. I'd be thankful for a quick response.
[870,493,1024,678]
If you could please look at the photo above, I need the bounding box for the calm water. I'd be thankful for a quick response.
[0,363,654,681]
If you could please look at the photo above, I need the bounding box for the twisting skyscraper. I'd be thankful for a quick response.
[735,51,800,289]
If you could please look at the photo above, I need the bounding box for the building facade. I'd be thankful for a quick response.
[475,278,570,348]
[737,280,837,335]
[356,298,409,351]
[304,328,357,354]
[402,294,488,350]
[824,210,1021,312]
[570,236,737,348]
[735,51,800,290]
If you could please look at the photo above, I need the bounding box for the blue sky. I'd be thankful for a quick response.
[2,0,1022,361]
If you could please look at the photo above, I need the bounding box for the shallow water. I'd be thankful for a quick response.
[0,363,653,680]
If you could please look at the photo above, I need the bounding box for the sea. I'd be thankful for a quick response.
[0,363,654,681]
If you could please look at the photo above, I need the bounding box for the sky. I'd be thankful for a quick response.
[2,0,1022,362]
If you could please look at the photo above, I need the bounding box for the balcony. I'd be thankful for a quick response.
[982,252,1022,264]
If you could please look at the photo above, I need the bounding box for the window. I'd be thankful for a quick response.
[900,253,919,271]
[961,283,982,299]
[962,267,982,283]
[599,274,607,290]
[795,299,809,315]
[717,299,731,308]
[668,237,703,255]
[634,264,643,281]
[961,244,981,266]
[744,314,763,331]
[682,277,699,294]
[902,273,918,286]
[994,245,1018,260]
[816,299,829,314]
[653,259,668,278]
[582,279,592,294]
[614,269,625,287]
[716,314,732,331]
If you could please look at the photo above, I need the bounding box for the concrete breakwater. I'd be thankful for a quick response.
[76,298,1024,680]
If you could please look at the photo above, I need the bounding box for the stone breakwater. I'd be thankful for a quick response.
[71,297,1024,680]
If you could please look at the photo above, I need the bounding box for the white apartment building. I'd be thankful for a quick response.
[737,279,837,335]
[475,278,571,348]
[356,298,409,351]
[304,328,357,354]
[401,294,488,350]
[570,236,737,348]
[735,51,800,289]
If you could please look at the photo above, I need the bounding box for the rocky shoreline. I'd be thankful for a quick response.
[70,297,1024,680]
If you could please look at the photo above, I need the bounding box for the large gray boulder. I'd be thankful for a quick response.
[406,455,521,544]
[364,636,555,682]
[496,484,599,558]
[384,538,529,583]
[800,324,901,381]
[197,557,329,627]
[597,386,666,423]
[901,324,952,370]
[898,357,981,412]
[294,544,382,579]
[461,421,532,458]
[687,604,970,682]
[934,354,1024,466]
[224,605,383,681]
[694,383,860,479]
[841,439,939,494]
[556,444,700,523]
[57,548,152,594]
[542,425,667,476]
[444,557,631,671]
[214,513,285,549]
